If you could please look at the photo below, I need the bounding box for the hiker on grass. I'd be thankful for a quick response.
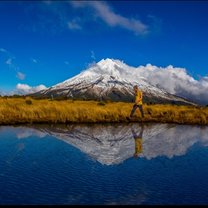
[128,85,144,120]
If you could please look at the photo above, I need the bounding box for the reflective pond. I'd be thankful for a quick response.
[0,123,208,205]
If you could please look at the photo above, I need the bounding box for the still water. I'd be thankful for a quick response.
[0,123,208,205]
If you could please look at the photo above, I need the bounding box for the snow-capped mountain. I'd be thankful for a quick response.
[31,58,195,105]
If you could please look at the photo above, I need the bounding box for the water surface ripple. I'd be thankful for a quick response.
[0,123,208,205]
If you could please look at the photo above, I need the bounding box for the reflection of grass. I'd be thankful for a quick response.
[0,97,208,125]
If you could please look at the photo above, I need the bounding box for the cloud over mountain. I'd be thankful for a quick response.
[16,83,47,95]
[134,63,208,104]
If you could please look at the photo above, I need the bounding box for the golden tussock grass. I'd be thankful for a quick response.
[0,97,207,125]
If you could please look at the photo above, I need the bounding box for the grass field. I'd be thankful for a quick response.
[0,97,207,125]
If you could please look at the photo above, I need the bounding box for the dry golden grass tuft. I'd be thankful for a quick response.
[0,97,207,125]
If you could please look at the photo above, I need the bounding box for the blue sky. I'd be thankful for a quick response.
[0,1,208,94]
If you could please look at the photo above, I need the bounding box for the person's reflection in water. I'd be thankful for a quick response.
[131,124,144,158]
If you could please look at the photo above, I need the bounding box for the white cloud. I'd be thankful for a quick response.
[91,50,96,60]
[68,19,82,30]
[5,58,12,65]
[31,58,38,63]
[0,48,13,57]
[133,64,208,104]
[69,1,148,35]
[0,48,7,53]
[16,72,26,80]
[16,83,47,95]
[1,48,27,82]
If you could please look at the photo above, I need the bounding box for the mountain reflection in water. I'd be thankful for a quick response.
[7,123,208,165]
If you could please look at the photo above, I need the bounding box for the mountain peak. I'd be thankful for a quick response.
[97,58,124,69]
[89,58,128,79]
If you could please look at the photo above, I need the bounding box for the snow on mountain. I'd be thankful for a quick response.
[31,58,195,105]
[54,59,144,87]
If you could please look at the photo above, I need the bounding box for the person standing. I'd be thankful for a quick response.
[127,85,144,120]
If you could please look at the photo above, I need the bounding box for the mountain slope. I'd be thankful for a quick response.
[31,58,195,105]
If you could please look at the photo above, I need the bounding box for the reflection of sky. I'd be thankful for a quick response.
[3,123,208,165]
[0,124,208,204]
